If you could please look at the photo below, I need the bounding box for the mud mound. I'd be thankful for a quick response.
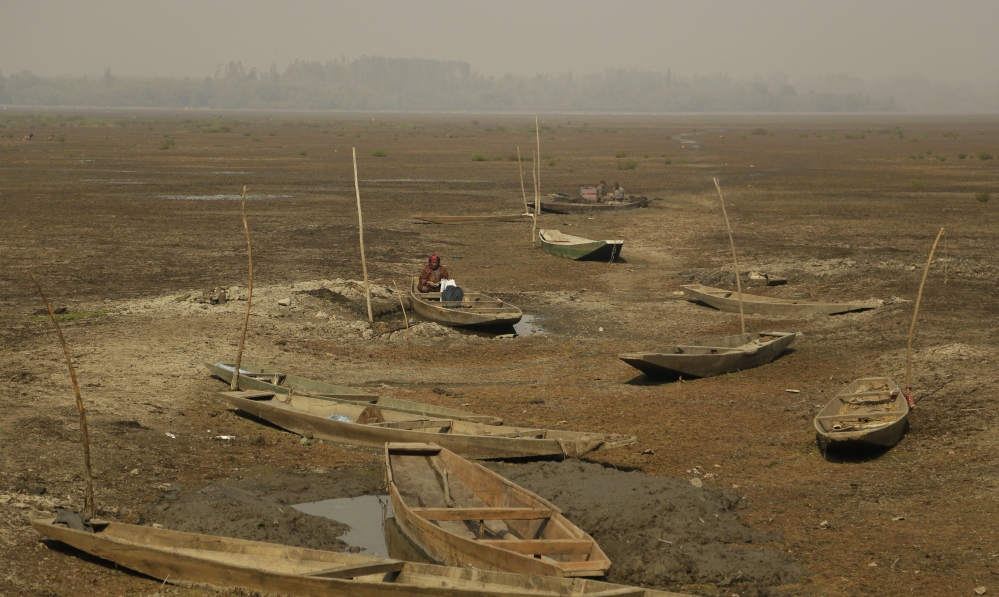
[147,468,384,551]
[494,460,805,592]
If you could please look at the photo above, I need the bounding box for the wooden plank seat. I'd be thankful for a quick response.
[476,539,594,556]
[305,561,406,578]
[410,507,554,521]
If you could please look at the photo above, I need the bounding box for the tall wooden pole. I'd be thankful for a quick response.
[905,227,945,401]
[535,115,541,198]
[353,147,374,322]
[517,146,528,213]
[531,151,539,246]
[232,186,254,391]
[30,272,95,518]
[713,178,745,334]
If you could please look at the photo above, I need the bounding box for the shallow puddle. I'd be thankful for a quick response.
[294,495,438,563]
[293,495,393,557]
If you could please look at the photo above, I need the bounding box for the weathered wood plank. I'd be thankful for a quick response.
[411,508,553,521]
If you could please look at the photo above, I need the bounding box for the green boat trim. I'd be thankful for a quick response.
[206,363,503,425]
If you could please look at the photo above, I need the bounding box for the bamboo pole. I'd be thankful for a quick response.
[713,178,745,334]
[353,147,374,322]
[531,150,539,246]
[905,227,945,404]
[535,115,541,201]
[30,272,95,518]
[393,280,411,350]
[517,146,528,214]
[231,186,254,391]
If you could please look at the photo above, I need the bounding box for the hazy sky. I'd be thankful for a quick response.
[3,1,997,84]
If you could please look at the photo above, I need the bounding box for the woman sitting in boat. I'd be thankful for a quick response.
[418,253,450,293]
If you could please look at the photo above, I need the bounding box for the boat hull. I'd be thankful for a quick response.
[386,443,610,577]
[206,363,502,425]
[32,518,692,597]
[409,278,522,328]
[539,198,647,214]
[414,215,529,223]
[814,377,910,452]
[619,332,796,378]
[539,233,623,262]
[218,391,634,460]
[682,284,881,316]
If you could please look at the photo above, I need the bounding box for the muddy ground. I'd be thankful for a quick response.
[0,111,997,597]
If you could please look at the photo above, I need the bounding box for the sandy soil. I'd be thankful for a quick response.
[1,111,997,597]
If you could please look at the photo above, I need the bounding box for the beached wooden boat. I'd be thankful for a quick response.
[414,215,529,224]
[387,443,610,577]
[681,284,881,316]
[619,332,797,379]
[409,278,522,328]
[218,390,635,460]
[814,377,909,451]
[206,363,502,425]
[539,230,623,262]
[32,517,691,597]
[539,197,648,215]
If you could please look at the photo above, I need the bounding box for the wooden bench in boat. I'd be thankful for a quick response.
[411,507,554,521]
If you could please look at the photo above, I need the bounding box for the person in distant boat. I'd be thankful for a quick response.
[611,183,626,201]
[418,253,450,293]
[595,180,606,202]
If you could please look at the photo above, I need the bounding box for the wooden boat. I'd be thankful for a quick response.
[681,284,881,316]
[206,363,503,425]
[414,215,529,224]
[619,332,797,379]
[217,390,635,460]
[539,197,648,215]
[32,517,692,597]
[409,278,522,328]
[814,377,909,451]
[539,230,623,262]
[386,443,610,577]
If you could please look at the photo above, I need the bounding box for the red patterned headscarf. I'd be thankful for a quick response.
[428,253,440,265]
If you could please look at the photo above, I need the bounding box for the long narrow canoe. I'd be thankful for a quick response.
[206,363,503,425]
[414,215,530,224]
[409,278,522,328]
[619,332,797,379]
[539,230,623,262]
[814,377,909,452]
[32,518,691,597]
[218,390,635,460]
[387,443,610,578]
[682,284,881,316]
[539,198,648,215]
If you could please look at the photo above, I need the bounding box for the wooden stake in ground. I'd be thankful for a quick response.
[713,178,746,334]
[393,280,411,350]
[353,147,374,322]
[905,227,945,405]
[231,186,254,391]
[517,146,529,213]
[29,272,95,518]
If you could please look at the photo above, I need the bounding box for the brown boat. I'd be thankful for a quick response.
[218,390,635,460]
[682,284,881,316]
[409,278,522,328]
[386,443,611,577]
[539,197,648,215]
[619,332,797,379]
[414,215,530,223]
[814,377,910,451]
[32,517,691,597]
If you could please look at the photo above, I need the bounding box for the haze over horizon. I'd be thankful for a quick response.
[3,0,998,85]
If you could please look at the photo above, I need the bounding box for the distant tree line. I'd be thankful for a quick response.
[5,55,995,113]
